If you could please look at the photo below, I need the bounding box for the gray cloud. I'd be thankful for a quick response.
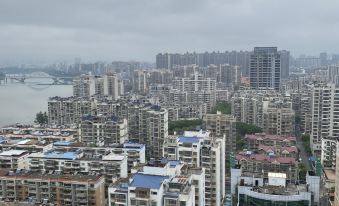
[0,0,339,64]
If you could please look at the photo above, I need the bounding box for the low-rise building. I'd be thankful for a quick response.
[235,153,298,181]
[257,144,298,158]
[52,141,146,173]
[231,166,320,206]
[0,150,29,169]
[26,149,128,187]
[245,133,297,151]
[0,169,105,205]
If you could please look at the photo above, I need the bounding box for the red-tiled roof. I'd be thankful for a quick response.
[245,133,296,142]
[258,144,298,153]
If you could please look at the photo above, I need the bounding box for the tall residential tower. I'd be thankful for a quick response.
[250,47,281,90]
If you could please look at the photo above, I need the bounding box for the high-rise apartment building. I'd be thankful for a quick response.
[328,65,339,86]
[311,84,339,157]
[204,111,237,158]
[48,96,92,126]
[320,52,328,66]
[104,73,124,100]
[162,130,226,206]
[231,90,292,134]
[79,115,128,146]
[201,137,225,206]
[335,139,339,206]
[321,137,338,169]
[133,70,149,94]
[262,99,295,136]
[128,104,168,160]
[73,74,124,99]
[156,51,251,76]
[73,75,91,97]
[173,73,216,112]
[250,47,281,90]
[231,94,263,127]
[279,50,290,79]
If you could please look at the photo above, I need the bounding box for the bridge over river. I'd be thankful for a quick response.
[4,72,74,85]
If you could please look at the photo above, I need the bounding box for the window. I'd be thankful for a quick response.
[180,201,186,206]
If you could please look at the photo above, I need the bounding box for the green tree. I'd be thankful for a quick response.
[236,122,262,136]
[301,134,312,155]
[212,102,232,114]
[235,122,262,151]
[35,111,48,124]
[169,119,203,134]
[298,163,307,181]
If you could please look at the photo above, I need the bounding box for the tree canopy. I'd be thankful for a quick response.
[212,102,232,114]
[35,111,48,125]
[236,122,262,136]
[169,119,203,134]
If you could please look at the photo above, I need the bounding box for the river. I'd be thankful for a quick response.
[0,78,72,127]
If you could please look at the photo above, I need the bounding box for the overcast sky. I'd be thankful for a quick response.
[0,0,339,64]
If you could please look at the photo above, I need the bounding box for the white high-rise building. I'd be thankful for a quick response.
[311,83,339,158]
[104,73,124,100]
[162,130,225,206]
[173,73,216,112]
[335,139,339,206]
[73,74,124,99]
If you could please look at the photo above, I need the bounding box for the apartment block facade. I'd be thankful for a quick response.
[311,83,339,158]
[250,47,281,90]
[0,169,105,206]
[79,115,128,146]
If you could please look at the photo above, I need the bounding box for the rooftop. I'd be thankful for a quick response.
[0,150,27,157]
[0,169,102,183]
[178,136,200,144]
[268,172,287,179]
[245,133,296,142]
[129,174,169,189]
[258,144,298,153]
[102,153,125,161]
[170,175,189,184]
[244,184,308,196]
[29,150,81,160]
[123,142,145,150]
[53,140,74,146]
[236,153,296,164]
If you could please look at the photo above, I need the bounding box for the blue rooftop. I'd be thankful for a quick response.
[0,139,7,144]
[123,143,145,149]
[168,160,181,168]
[44,151,78,160]
[159,159,181,168]
[178,136,200,144]
[53,141,73,146]
[130,174,169,189]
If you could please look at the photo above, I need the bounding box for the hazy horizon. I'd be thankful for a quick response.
[1,0,339,65]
